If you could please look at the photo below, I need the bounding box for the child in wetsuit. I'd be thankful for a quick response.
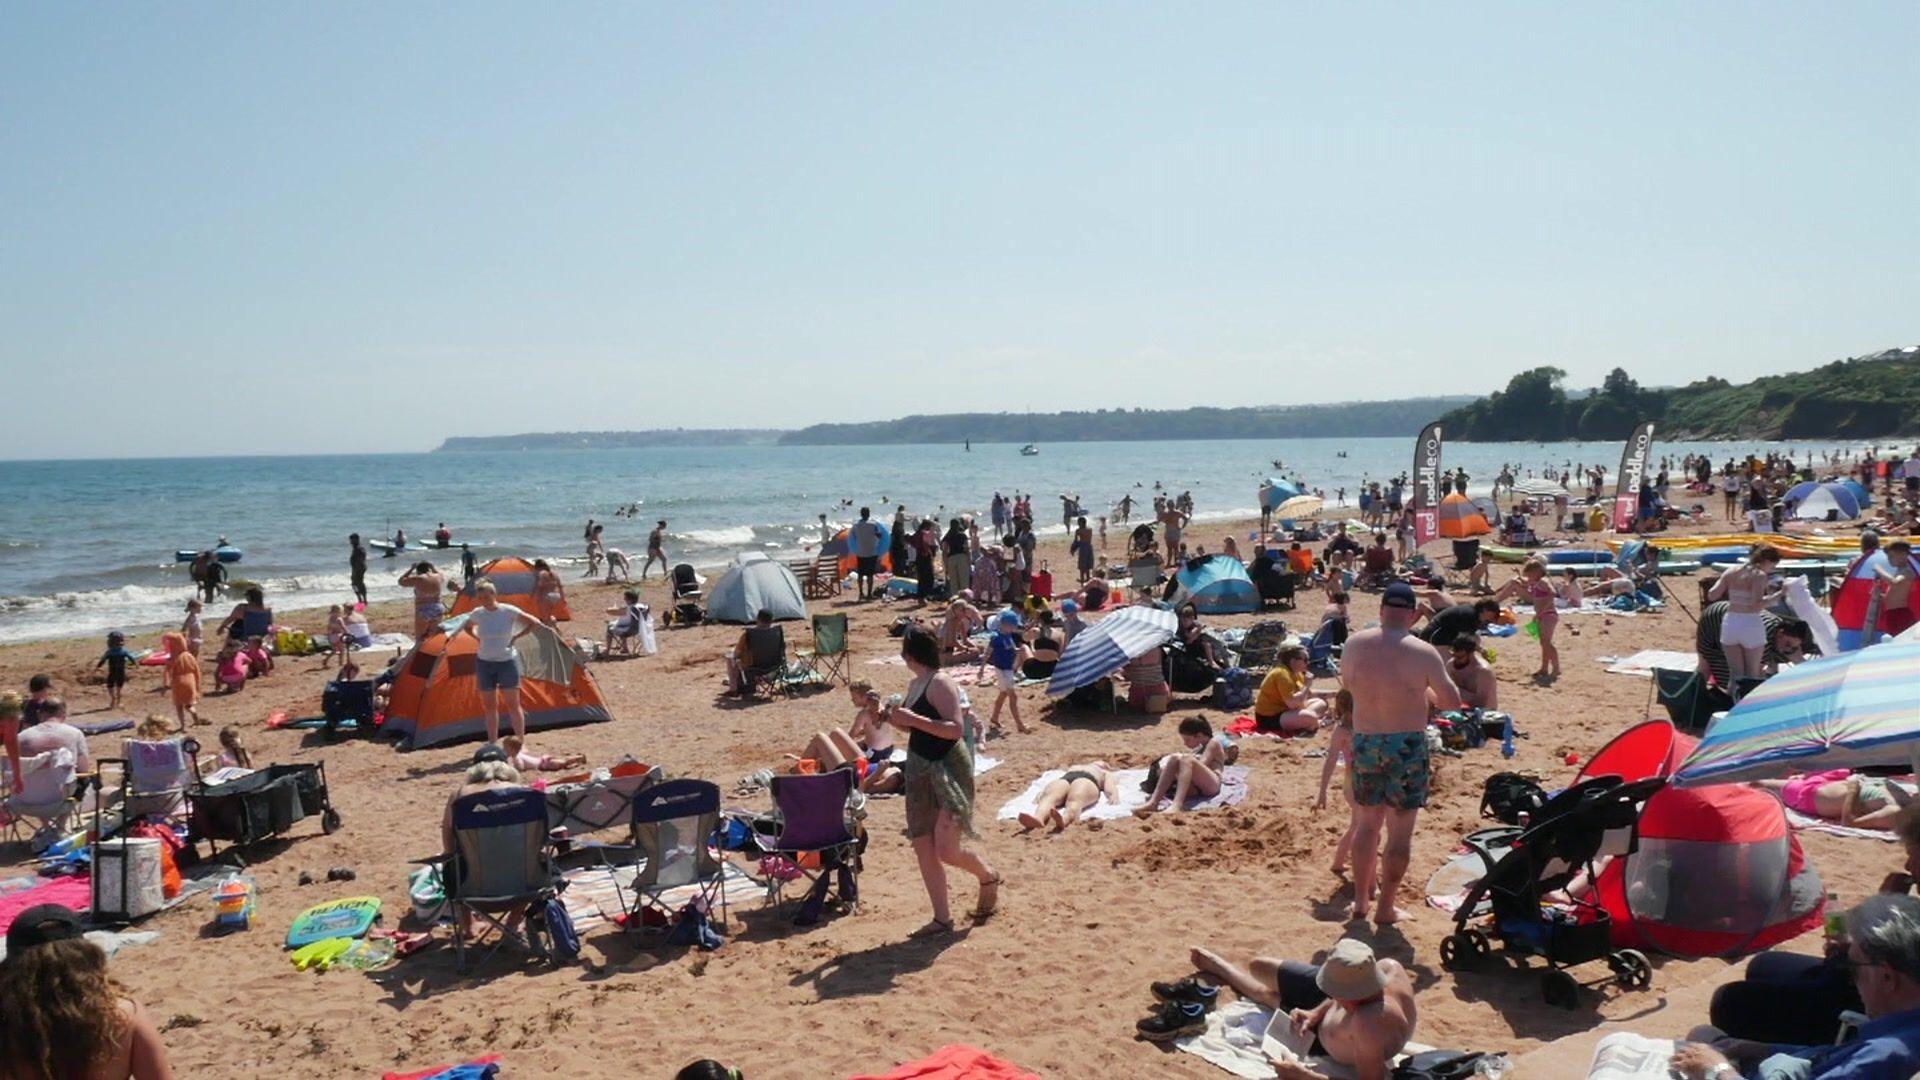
[94,631,138,709]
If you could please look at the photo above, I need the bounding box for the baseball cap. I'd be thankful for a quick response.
[1382,582,1418,610]
[6,904,82,955]
[472,743,509,765]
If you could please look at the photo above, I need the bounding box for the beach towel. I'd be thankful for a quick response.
[383,1055,502,1080]
[996,766,1249,822]
[73,718,136,736]
[1785,807,1899,842]
[1173,1001,1434,1080]
[849,1044,1039,1080]
[363,632,415,652]
[0,928,157,965]
[1223,715,1313,740]
[1602,649,1698,677]
[560,861,756,932]
[0,873,92,934]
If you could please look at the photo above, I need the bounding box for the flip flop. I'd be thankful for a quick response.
[908,919,954,939]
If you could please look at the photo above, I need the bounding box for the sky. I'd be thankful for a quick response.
[3,4,1915,459]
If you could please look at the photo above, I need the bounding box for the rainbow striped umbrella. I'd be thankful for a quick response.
[1673,641,1920,786]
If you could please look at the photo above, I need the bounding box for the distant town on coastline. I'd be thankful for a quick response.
[436,345,1919,451]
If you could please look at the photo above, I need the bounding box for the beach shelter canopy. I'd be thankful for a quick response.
[383,615,611,749]
[1839,478,1873,508]
[448,556,572,622]
[1785,481,1862,521]
[1271,494,1324,520]
[1437,492,1492,538]
[1260,479,1304,510]
[1831,551,1906,649]
[1513,478,1565,498]
[1578,720,1822,958]
[1171,555,1259,615]
[1673,641,1920,786]
[706,552,808,623]
[821,524,892,579]
[1047,605,1178,697]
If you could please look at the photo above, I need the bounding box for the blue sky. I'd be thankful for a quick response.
[3,4,1914,459]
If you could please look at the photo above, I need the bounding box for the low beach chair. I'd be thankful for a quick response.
[425,786,564,974]
[761,770,861,923]
[544,762,660,839]
[2,748,81,850]
[613,779,729,935]
[741,625,789,697]
[789,555,841,600]
[1305,620,1343,677]
[118,737,192,820]
[795,613,850,687]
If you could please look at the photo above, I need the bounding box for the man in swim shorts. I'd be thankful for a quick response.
[1340,582,1459,925]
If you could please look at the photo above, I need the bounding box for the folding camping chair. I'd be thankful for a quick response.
[740,625,791,698]
[117,737,192,821]
[1,749,81,850]
[612,779,729,935]
[544,762,661,841]
[423,786,565,974]
[795,613,851,687]
[1451,539,1482,574]
[1128,558,1162,598]
[321,678,376,737]
[1652,667,1731,736]
[760,770,862,923]
[1306,619,1343,677]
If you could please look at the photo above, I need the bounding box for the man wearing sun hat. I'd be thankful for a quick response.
[1341,581,1460,926]
[1179,936,1417,1078]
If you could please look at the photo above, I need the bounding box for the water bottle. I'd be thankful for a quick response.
[1500,714,1516,759]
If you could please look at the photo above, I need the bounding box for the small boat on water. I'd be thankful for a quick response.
[175,545,243,563]
[1020,444,1039,456]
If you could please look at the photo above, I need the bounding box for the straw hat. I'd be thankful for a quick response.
[1315,939,1388,1001]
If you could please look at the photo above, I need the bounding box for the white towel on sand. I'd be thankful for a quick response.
[1175,1001,1432,1080]
[1602,649,1698,677]
[995,766,1248,821]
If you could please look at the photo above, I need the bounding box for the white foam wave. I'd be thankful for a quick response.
[680,525,758,547]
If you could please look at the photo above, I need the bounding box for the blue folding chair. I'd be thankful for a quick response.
[1306,620,1343,677]
[613,779,730,936]
[423,786,564,974]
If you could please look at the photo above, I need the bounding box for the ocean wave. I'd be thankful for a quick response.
[677,525,759,547]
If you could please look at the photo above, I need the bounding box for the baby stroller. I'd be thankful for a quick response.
[668,563,704,626]
[1439,773,1664,1008]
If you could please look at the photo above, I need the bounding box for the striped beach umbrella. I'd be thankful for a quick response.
[1271,494,1324,520]
[1046,605,1178,697]
[1673,641,1920,786]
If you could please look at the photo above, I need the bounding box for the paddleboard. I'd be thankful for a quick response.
[175,546,244,563]
[286,896,381,949]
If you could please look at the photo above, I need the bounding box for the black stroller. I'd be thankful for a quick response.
[668,563,704,626]
[1439,774,1664,1008]
[182,741,341,862]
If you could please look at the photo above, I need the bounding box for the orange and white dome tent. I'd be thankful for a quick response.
[448,556,572,623]
[1437,492,1493,538]
[383,614,610,749]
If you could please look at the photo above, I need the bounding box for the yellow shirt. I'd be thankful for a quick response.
[1256,666,1307,716]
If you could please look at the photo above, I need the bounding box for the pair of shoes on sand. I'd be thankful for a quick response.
[1135,978,1219,1042]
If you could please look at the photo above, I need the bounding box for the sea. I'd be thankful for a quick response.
[0,436,1863,644]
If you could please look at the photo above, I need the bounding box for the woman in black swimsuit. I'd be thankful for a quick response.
[883,627,1001,936]
[1020,611,1063,680]
[1017,761,1121,832]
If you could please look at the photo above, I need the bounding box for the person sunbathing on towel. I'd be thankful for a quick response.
[1134,717,1229,816]
[1017,761,1122,832]
[1175,938,1417,1080]
[1753,769,1913,829]
[500,735,586,774]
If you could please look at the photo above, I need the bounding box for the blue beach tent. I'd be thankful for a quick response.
[1172,555,1260,615]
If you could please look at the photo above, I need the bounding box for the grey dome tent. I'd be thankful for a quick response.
[706,552,809,623]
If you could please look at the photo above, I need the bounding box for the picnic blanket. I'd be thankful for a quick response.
[383,1055,502,1080]
[850,1044,1039,1080]
[559,861,756,932]
[995,765,1249,822]
[1602,649,1698,677]
[0,873,92,934]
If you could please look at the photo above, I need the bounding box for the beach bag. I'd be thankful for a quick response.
[1212,667,1253,711]
[541,897,580,962]
[1392,1050,1487,1079]
[1480,772,1546,826]
[408,864,447,923]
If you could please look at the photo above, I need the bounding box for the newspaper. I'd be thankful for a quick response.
[1588,1033,1678,1080]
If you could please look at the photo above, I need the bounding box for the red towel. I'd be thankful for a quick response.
[1225,714,1258,736]
[850,1044,1040,1080]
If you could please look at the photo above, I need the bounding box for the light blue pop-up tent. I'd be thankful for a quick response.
[706,552,809,623]
[1171,555,1259,614]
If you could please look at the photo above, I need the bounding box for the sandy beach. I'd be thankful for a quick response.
[0,515,1892,1079]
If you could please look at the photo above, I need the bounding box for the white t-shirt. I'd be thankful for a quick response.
[469,604,530,662]
[20,720,91,775]
[852,520,882,558]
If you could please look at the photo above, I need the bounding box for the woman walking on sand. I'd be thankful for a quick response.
[883,628,1000,936]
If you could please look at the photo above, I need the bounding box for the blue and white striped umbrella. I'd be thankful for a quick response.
[1047,605,1179,697]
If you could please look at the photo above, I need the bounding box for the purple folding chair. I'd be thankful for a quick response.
[764,770,862,923]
